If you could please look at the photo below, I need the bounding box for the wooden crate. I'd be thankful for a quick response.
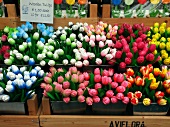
[0,94,41,127]
[40,96,170,127]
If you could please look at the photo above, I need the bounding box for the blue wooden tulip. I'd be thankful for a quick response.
[5,85,15,92]
[26,22,33,30]
[38,70,45,78]
[16,32,23,38]
[112,0,121,5]
[48,33,53,38]
[42,30,50,36]
[26,37,31,43]
[28,58,35,66]
[17,79,26,89]
[21,24,28,32]
[31,76,37,83]
[37,24,41,30]
[24,75,30,81]
[26,90,35,99]
[34,66,41,71]
[20,67,27,73]
[7,72,16,80]
[11,65,20,75]
[16,74,23,79]
[12,80,17,86]
[21,24,26,30]
[12,33,17,39]
[23,32,29,39]
[17,26,21,31]
[30,69,37,77]
[48,26,54,33]
[26,80,33,89]
[40,37,45,43]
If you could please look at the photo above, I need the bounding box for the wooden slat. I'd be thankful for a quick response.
[102,4,111,18]
[40,115,170,127]
[6,4,17,17]
[27,94,38,116]
[89,4,98,18]
[15,17,99,29]
[42,96,51,115]
[0,115,39,127]
[0,17,17,29]
[100,17,170,27]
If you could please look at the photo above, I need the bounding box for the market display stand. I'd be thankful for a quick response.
[0,94,40,127]
[0,4,170,127]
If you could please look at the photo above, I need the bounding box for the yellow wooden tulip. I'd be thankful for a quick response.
[150,0,160,4]
[143,98,151,106]
[66,0,75,5]
[150,81,160,90]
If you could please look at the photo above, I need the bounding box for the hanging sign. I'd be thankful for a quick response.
[20,0,54,24]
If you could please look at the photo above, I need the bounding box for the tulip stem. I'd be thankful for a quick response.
[70,5,72,14]
[139,5,143,13]
[81,5,84,12]
[57,4,60,12]
[115,5,118,11]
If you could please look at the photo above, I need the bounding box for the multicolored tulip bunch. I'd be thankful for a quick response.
[113,23,159,69]
[127,65,170,106]
[41,66,136,105]
[85,68,131,105]
[148,22,170,65]
[41,66,90,104]
[0,65,44,102]
[0,22,54,66]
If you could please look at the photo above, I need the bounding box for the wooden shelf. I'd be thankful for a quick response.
[40,96,170,127]
[39,115,170,127]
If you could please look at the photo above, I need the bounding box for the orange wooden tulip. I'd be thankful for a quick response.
[166,88,170,94]
[135,76,144,86]
[78,0,87,5]
[162,0,170,4]
[126,68,134,76]
[126,76,135,84]
[146,64,153,73]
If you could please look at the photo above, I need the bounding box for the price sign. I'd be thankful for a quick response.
[20,0,54,24]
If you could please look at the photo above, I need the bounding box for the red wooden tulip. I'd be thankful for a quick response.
[138,0,147,4]
[54,0,62,4]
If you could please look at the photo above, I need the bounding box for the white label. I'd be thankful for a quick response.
[20,0,53,24]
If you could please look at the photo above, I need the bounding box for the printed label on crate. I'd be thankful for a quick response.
[20,0,53,24]
[109,121,145,127]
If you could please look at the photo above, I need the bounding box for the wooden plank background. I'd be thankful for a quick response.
[0,17,169,30]
[100,17,170,27]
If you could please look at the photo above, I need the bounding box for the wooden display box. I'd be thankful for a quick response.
[40,96,170,127]
[0,94,41,127]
